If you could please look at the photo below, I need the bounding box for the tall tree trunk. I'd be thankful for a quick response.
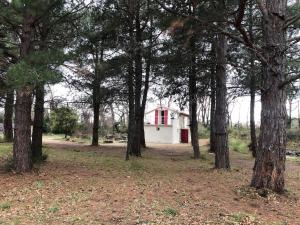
[209,41,216,153]
[13,14,34,172]
[140,17,153,148]
[91,49,103,146]
[4,90,14,142]
[110,103,115,134]
[131,4,142,157]
[140,59,150,148]
[189,37,200,159]
[209,72,216,153]
[126,62,135,159]
[126,0,136,159]
[92,93,100,146]
[287,98,292,129]
[251,1,287,193]
[14,90,33,172]
[249,76,257,157]
[248,0,257,157]
[214,30,230,169]
[31,85,44,161]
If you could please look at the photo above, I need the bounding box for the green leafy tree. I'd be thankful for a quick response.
[50,107,78,138]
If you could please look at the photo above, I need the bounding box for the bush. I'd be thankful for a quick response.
[229,138,248,154]
[50,107,78,137]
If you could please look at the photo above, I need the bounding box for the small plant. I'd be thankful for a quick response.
[48,204,59,213]
[163,207,178,217]
[0,202,11,211]
[35,180,44,189]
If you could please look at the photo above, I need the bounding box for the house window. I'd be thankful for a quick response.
[161,110,165,124]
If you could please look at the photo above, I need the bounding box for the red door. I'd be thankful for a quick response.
[181,129,189,143]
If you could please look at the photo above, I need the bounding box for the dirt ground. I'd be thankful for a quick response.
[0,137,300,225]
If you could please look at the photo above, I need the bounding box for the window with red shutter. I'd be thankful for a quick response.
[155,110,158,125]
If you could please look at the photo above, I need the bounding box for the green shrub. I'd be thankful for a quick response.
[50,107,78,137]
[229,138,248,154]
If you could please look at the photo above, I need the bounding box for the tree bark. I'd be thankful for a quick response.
[248,0,257,158]
[209,42,216,153]
[31,85,44,161]
[131,3,142,157]
[126,0,136,160]
[189,38,200,159]
[13,14,34,172]
[91,49,103,146]
[287,98,292,129]
[140,17,153,148]
[251,1,287,193]
[4,90,14,142]
[214,30,230,169]
[249,75,257,157]
[14,89,33,172]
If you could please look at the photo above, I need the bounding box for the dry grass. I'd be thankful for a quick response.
[0,137,299,225]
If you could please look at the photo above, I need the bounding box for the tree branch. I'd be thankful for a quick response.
[285,14,300,28]
[279,74,300,89]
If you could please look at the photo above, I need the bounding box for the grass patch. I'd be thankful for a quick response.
[163,207,178,217]
[0,143,13,158]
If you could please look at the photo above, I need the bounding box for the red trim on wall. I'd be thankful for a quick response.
[164,110,168,126]
[155,110,158,125]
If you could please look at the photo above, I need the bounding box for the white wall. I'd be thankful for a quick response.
[144,125,177,144]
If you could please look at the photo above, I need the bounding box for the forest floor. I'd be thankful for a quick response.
[0,137,300,225]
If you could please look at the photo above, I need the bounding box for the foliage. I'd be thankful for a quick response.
[50,107,78,137]
[198,124,210,139]
[6,51,64,89]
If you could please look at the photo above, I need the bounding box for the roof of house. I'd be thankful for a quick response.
[145,106,189,117]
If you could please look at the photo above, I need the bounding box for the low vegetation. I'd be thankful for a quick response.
[0,136,299,224]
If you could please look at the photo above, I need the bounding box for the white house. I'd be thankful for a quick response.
[144,106,191,144]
